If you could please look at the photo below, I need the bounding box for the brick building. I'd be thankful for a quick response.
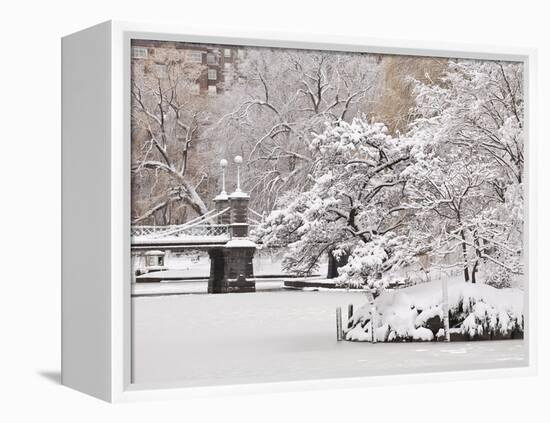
[131,39,244,95]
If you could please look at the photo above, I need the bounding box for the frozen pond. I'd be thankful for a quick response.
[134,250,329,280]
[133,279,287,296]
[132,290,527,387]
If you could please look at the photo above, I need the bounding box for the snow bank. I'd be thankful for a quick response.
[346,278,524,342]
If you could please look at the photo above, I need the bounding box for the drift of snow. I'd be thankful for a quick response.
[225,238,258,248]
[346,278,523,342]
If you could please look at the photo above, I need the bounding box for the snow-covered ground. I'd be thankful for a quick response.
[132,289,527,387]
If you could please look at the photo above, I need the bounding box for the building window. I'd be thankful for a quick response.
[187,50,203,63]
[152,64,165,75]
[224,62,232,71]
[208,85,217,96]
[206,53,218,65]
[190,83,200,95]
[238,49,245,60]
[224,48,231,58]
[208,69,217,80]
[132,47,148,59]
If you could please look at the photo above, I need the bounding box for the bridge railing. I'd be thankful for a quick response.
[131,204,265,245]
[131,223,230,241]
[131,225,182,238]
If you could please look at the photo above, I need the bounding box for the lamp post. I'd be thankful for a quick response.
[234,155,243,192]
[213,158,230,225]
[219,158,228,196]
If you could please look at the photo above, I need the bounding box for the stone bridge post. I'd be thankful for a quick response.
[208,157,256,293]
[223,189,256,293]
[208,190,230,294]
[209,159,229,293]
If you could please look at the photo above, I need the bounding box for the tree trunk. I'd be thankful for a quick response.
[471,260,478,284]
[327,251,350,279]
[181,180,209,217]
[471,231,482,284]
[459,229,470,282]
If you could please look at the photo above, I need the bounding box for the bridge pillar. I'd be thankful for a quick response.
[213,192,231,225]
[208,156,257,293]
[207,248,225,294]
[219,190,256,292]
[223,189,256,292]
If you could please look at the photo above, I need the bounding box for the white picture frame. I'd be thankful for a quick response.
[61,20,537,403]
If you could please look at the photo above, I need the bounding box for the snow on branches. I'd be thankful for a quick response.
[404,59,524,285]
[255,118,416,287]
[131,56,211,224]
[411,60,524,184]
[256,58,524,292]
[335,232,419,292]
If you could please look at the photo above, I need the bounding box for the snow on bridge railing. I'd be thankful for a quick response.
[131,207,231,239]
[131,224,181,238]
[131,205,263,244]
[131,223,230,240]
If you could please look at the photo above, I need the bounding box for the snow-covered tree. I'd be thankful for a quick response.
[413,60,523,184]
[255,118,414,288]
[131,56,211,224]
[403,59,524,284]
[257,59,525,289]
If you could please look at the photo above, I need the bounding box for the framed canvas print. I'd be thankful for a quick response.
[61,21,537,402]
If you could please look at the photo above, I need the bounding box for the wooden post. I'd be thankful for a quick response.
[347,304,354,329]
[130,254,135,284]
[442,279,451,342]
[336,307,343,341]
[371,305,377,344]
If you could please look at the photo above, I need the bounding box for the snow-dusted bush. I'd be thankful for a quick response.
[346,279,523,342]
[485,267,513,289]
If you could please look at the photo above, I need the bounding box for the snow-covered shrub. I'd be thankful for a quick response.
[485,267,512,289]
[345,279,523,342]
